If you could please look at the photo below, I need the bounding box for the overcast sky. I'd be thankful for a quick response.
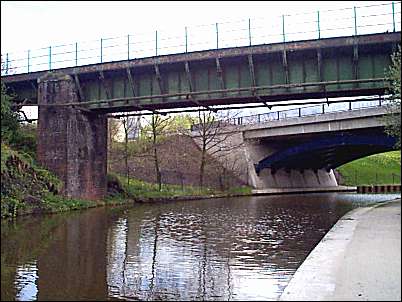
[2,1,396,53]
[1,1,400,118]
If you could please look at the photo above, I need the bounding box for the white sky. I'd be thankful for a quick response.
[1,1,396,53]
[1,1,400,119]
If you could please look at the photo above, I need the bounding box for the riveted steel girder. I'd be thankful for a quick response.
[3,32,400,113]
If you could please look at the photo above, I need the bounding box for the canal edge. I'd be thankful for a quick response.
[278,198,401,301]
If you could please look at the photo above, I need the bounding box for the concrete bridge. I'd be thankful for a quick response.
[191,102,398,191]
[1,31,400,199]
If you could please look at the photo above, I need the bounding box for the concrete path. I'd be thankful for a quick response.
[280,198,401,301]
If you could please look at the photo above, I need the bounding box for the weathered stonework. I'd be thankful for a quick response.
[37,72,107,200]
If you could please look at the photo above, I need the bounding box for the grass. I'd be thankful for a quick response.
[112,173,252,200]
[41,193,97,213]
[336,151,401,186]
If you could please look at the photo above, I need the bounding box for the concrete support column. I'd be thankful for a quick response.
[37,72,107,200]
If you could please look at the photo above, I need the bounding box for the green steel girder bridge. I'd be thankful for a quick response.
[2,31,401,114]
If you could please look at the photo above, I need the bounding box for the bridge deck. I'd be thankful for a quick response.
[2,32,400,113]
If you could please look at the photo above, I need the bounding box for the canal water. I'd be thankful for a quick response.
[1,192,400,301]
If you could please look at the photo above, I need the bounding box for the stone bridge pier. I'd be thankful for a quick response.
[37,72,107,200]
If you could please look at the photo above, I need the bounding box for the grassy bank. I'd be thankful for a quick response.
[1,143,251,219]
[1,143,100,218]
[336,151,401,186]
[108,174,251,202]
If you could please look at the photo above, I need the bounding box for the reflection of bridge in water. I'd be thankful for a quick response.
[105,195,346,300]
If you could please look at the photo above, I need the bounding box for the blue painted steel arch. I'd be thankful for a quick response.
[254,133,397,174]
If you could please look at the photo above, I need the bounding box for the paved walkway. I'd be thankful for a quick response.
[280,198,401,301]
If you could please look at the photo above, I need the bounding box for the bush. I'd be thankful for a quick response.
[1,82,19,144]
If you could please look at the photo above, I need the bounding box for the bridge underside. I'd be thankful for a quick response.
[255,133,397,175]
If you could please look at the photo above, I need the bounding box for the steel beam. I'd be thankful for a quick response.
[98,70,111,100]
[74,73,85,102]
[215,57,226,97]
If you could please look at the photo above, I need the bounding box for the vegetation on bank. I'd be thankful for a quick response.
[0,144,251,218]
[1,142,96,218]
[107,173,251,202]
[336,151,401,186]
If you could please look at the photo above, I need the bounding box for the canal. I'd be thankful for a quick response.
[1,192,400,301]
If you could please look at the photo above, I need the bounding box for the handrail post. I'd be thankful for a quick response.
[6,53,9,75]
[100,38,103,63]
[354,6,357,36]
[49,46,52,70]
[185,26,188,53]
[392,2,396,32]
[317,10,321,39]
[75,42,78,66]
[27,50,30,73]
[155,30,158,56]
[127,34,130,60]
[248,18,252,46]
[216,23,219,49]
[282,14,286,43]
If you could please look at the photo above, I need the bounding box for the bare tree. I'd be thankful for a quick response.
[142,114,171,191]
[190,110,243,189]
[107,118,121,172]
[121,113,141,186]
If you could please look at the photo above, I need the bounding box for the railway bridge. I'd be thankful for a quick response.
[2,31,400,199]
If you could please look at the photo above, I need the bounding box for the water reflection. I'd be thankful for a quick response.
[103,193,399,301]
[15,261,38,301]
[1,193,400,301]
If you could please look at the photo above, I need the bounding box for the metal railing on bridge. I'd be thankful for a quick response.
[225,97,391,126]
[1,1,401,76]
